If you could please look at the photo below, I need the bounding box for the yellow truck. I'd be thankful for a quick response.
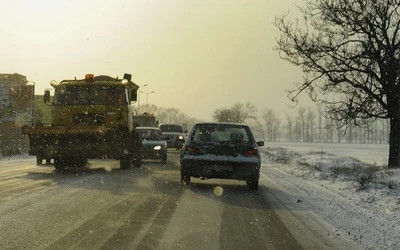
[21,73,142,170]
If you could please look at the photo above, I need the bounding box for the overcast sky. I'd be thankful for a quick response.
[0,0,310,120]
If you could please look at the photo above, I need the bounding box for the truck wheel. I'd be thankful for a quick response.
[132,158,142,168]
[132,133,142,168]
[73,157,88,169]
[246,179,259,190]
[120,156,131,169]
[36,156,43,165]
[54,158,67,170]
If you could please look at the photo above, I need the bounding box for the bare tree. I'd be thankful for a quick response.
[325,118,334,143]
[213,108,234,123]
[335,121,344,143]
[157,108,180,124]
[231,102,257,123]
[316,104,324,142]
[345,122,354,143]
[213,102,257,124]
[273,115,281,141]
[252,118,266,141]
[155,107,199,128]
[262,108,275,141]
[306,107,316,142]
[294,116,302,142]
[275,0,400,166]
[297,107,306,142]
[285,114,294,141]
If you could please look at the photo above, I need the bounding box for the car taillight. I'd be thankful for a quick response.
[184,146,198,154]
[244,149,258,156]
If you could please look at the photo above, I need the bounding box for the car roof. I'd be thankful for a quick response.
[159,124,182,126]
[136,127,161,130]
[192,122,249,127]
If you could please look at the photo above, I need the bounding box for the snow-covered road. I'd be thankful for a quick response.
[0,143,398,249]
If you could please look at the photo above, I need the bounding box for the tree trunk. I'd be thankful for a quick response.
[388,116,400,167]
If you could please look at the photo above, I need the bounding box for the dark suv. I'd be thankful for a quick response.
[180,122,264,190]
[159,124,185,149]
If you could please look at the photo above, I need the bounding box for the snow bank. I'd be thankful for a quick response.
[260,143,400,249]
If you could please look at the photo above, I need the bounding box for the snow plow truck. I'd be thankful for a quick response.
[21,73,142,170]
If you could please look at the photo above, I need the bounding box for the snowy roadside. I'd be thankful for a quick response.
[260,144,400,250]
[0,154,36,166]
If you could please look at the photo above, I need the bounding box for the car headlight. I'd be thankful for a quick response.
[178,135,184,140]
[154,145,162,150]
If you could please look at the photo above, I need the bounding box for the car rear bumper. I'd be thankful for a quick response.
[166,139,183,148]
[180,158,260,180]
[141,149,166,159]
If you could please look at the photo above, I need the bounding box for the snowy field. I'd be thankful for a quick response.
[263,141,389,166]
[260,142,400,249]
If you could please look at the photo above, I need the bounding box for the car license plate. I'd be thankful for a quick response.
[210,165,233,172]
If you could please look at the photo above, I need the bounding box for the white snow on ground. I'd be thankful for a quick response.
[261,142,400,250]
[0,154,34,166]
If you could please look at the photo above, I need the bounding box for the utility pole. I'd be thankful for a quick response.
[140,91,155,113]
[137,84,148,114]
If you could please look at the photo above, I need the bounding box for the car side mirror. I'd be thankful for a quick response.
[130,89,137,102]
[44,90,51,105]
[257,141,264,147]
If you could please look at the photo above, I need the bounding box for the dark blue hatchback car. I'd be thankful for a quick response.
[180,122,264,190]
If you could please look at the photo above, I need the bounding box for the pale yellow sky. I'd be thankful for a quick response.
[0,0,309,120]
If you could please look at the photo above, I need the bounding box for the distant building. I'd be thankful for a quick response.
[0,73,27,108]
[0,73,31,123]
[0,74,30,155]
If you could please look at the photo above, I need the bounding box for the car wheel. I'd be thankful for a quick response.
[73,157,88,169]
[132,151,142,168]
[54,157,67,170]
[36,156,43,165]
[181,174,190,185]
[132,157,142,168]
[120,156,131,169]
[246,179,259,190]
[161,154,167,163]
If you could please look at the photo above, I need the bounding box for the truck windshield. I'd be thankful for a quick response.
[54,85,126,105]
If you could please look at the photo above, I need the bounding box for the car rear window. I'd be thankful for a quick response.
[159,125,183,133]
[191,124,253,144]
[137,129,163,140]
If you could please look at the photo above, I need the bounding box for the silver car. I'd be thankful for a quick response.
[137,127,168,163]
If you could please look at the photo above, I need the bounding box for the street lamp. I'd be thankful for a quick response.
[137,84,148,114]
[26,81,35,125]
[140,90,155,113]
